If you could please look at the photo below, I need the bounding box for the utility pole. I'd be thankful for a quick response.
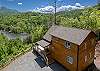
[54,0,57,25]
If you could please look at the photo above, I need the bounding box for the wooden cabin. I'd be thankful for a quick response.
[33,25,96,71]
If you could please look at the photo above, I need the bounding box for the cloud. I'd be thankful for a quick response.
[75,3,81,7]
[58,0,63,1]
[33,6,55,13]
[18,3,22,5]
[58,4,84,12]
[33,3,85,13]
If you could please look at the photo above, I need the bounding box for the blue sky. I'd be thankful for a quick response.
[0,0,97,12]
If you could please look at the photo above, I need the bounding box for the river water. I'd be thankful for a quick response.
[0,30,29,41]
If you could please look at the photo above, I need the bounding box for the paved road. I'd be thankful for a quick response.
[1,51,66,71]
[1,50,100,71]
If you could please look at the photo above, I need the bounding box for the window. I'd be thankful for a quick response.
[85,56,87,62]
[64,41,71,49]
[89,52,92,59]
[67,56,73,64]
[91,38,94,46]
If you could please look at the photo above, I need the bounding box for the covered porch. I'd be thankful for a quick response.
[33,40,53,65]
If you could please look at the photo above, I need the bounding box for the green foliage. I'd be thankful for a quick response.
[31,25,48,42]
[0,10,50,68]
[0,35,32,67]
[0,5,100,68]
[58,7,100,31]
[0,12,51,34]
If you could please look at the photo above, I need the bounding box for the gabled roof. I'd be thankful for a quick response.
[36,40,50,47]
[43,25,57,42]
[50,26,92,45]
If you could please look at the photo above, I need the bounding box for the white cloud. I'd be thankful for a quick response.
[75,3,81,7]
[18,3,22,5]
[56,5,84,12]
[58,0,63,1]
[33,3,85,13]
[33,6,55,13]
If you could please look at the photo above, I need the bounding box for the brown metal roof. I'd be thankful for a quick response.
[50,26,92,45]
[36,40,50,47]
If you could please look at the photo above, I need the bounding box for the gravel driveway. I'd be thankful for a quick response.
[0,51,66,71]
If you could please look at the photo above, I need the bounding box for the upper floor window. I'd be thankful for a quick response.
[64,41,71,49]
[91,38,95,46]
[85,55,87,62]
[66,56,73,64]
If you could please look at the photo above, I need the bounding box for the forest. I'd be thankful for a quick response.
[0,4,100,68]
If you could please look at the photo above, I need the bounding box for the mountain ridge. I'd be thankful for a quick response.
[0,7,19,15]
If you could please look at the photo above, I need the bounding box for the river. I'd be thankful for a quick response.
[0,30,30,41]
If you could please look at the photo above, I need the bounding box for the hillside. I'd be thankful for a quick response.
[0,4,100,69]
[57,7,100,30]
[0,7,18,15]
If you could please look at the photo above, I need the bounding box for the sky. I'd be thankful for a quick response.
[0,0,97,12]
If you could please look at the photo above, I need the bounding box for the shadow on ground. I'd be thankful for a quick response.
[48,62,68,71]
[34,56,100,71]
[34,55,68,71]
[33,50,100,71]
[34,56,46,68]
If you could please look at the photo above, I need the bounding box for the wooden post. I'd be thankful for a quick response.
[54,0,57,25]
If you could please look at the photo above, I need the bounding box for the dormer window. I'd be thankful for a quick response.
[64,41,71,49]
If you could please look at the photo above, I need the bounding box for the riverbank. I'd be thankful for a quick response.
[0,30,31,41]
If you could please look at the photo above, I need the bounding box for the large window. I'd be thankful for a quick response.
[66,56,73,64]
[64,41,71,49]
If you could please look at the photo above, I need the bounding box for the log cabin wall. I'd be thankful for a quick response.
[51,36,78,71]
[78,32,96,71]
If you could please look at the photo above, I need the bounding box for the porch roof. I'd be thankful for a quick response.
[36,40,50,47]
